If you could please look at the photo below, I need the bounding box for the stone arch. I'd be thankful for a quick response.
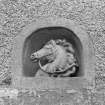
[12,18,95,88]
[23,27,83,77]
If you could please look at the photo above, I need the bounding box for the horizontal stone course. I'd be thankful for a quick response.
[0,0,105,104]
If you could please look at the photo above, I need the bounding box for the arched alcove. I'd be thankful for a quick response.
[22,27,83,77]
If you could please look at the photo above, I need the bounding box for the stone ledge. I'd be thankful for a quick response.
[12,77,91,90]
[0,88,18,98]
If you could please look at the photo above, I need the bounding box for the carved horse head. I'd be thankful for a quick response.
[30,39,78,76]
[30,40,57,62]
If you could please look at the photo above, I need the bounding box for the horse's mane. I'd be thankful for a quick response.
[54,39,75,54]
[38,39,78,75]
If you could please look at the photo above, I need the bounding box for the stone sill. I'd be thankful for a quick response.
[12,77,91,90]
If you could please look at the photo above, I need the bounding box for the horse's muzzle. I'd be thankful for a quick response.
[30,54,39,62]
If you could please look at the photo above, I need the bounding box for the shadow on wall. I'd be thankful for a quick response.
[22,27,83,77]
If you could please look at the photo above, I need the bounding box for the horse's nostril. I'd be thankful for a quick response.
[30,54,35,59]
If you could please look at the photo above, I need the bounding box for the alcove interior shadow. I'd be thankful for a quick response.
[22,27,83,77]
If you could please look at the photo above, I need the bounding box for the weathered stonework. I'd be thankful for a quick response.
[0,0,105,105]
[11,17,95,89]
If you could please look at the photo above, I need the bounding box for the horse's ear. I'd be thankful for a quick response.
[51,40,56,46]
[62,39,66,43]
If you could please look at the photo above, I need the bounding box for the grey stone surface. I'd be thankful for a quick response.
[0,0,105,104]
[11,17,95,88]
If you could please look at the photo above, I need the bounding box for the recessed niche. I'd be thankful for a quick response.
[22,27,83,77]
[12,18,95,89]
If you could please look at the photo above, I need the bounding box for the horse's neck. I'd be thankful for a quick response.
[52,45,67,66]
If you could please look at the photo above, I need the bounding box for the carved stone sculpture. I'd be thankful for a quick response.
[30,39,78,77]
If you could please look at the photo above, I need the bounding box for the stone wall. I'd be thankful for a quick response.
[0,0,105,105]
